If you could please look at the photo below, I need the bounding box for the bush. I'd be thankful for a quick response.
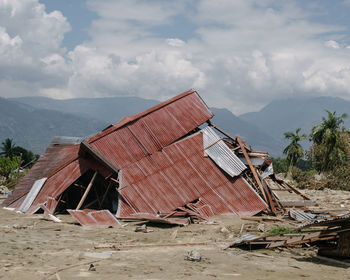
[270,157,288,174]
[0,156,20,179]
[290,167,318,189]
[324,164,350,191]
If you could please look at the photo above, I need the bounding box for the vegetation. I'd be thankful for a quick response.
[0,138,16,158]
[0,138,37,189]
[310,110,349,172]
[280,110,350,190]
[268,226,295,235]
[283,128,307,173]
[0,156,20,179]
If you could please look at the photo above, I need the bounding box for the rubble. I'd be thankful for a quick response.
[4,89,307,226]
[4,88,350,271]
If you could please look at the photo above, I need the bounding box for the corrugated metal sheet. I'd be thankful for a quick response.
[50,136,84,145]
[289,209,317,222]
[202,126,246,177]
[18,178,47,213]
[87,90,213,169]
[118,133,267,217]
[26,160,85,213]
[68,209,120,227]
[2,144,80,208]
[26,156,114,214]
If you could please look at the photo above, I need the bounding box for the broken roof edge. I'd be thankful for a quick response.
[87,89,213,144]
[50,136,85,146]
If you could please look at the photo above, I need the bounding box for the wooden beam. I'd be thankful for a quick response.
[236,136,268,203]
[282,181,311,201]
[263,178,277,214]
[76,171,98,210]
[100,180,113,206]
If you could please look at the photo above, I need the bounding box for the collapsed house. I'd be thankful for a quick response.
[2,89,309,226]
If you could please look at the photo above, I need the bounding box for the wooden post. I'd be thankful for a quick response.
[262,178,277,214]
[76,171,98,210]
[100,180,113,207]
[236,136,268,203]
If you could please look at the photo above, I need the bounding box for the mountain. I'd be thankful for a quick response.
[10,96,283,156]
[9,96,159,124]
[210,108,283,154]
[240,96,350,150]
[0,98,106,154]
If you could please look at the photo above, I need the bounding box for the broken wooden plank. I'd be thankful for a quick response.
[280,200,316,207]
[236,136,268,203]
[76,171,98,210]
[94,241,208,250]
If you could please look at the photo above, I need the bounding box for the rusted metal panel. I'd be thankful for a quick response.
[68,209,120,227]
[90,126,148,169]
[2,144,80,208]
[212,178,267,217]
[118,133,267,217]
[86,90,213,171]
[201,189,236,215]
[46,197,59,214]
[26,160,85,213]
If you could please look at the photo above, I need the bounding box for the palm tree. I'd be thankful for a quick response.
[0,138,16,158]
[283,128,307,170]
[310,110,349,171]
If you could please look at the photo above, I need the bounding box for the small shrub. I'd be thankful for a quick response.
[268,226,294,235]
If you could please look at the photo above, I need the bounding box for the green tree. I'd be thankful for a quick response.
[310,110,350,172]
[12,146,37,167]
[0,156,20,179]
[0,138,16,158]
[283,128,307,170]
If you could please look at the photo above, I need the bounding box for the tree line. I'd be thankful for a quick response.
[276,110,350,189]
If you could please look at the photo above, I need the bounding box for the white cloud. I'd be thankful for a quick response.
[325,40,340,49]
[166,38,186,47]
[2,0,350,114]
[0,0,71,96]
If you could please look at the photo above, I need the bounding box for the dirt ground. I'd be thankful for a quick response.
[1,189,350,280]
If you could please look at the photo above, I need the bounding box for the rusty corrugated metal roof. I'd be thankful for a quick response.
[118,133,267,217]
[87,90,213,170]
[4,89,267,220]
[2,144,80,208]
[68,209,121,227]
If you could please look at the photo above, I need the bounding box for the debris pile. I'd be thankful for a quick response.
[2,89,311,227]
[229,210,350,259]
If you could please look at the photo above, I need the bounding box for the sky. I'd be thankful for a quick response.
[1,0,350,114]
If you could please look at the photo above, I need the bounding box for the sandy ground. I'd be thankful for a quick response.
[1,189,350,280]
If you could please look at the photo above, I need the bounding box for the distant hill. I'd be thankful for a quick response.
[11,96,284,156]
[240,96,350,150]
[9,96,159,124]
[7,95,350,157]
[210,108,283,154]
[0,98,106,154]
